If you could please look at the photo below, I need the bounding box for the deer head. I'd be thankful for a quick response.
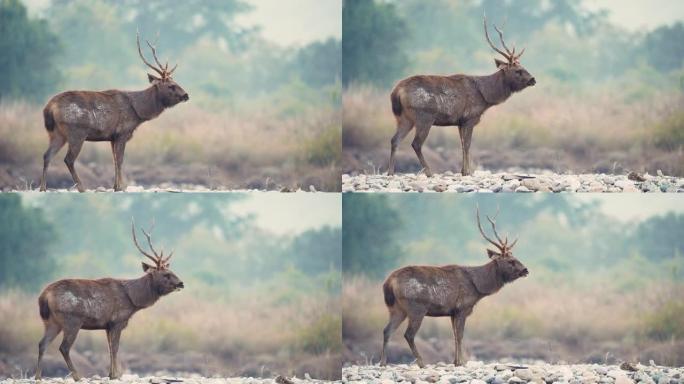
[131,219,184,295]
[136,31,189,106]
[475,206,529,282]
[483,13,536,92]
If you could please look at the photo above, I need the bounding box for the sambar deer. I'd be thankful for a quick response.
[379,207,528,367]
[34,220,184,380]
[39,32,189,192]
[388,14,536,177]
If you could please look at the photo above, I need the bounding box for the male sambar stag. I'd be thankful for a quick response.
[388,15,536,176]
[39,33,189,192]
[34,221,184,380]
[379,207,528,367]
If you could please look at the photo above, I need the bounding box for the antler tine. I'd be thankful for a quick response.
[486,215,505,245]
[493,24,514,57]
[163,250,174,265]
[131,219,161,265]
[140,226,161,260]
[136,30,163,76]
[509,237,519,249]
[514,47,526,61]
[476,205,503,250]
[145,39,165,72]
[167,63,178,76]
[483,13,511,62]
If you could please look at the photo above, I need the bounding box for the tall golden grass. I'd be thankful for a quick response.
[0,101,341,190]
[343,275,684,363]
[0,289,340,375]
[342,83,684,175]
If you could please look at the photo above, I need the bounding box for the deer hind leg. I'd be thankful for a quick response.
[379,308,407,366]
[411,120,433,177]
[40,133,66,192]
[59,325,82,380]
[64,135,86,193]
[404,312,426,368]
[388,117,414,175]
[35,322,62,379]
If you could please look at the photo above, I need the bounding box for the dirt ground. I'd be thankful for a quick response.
[0,350,341,381]
[0,162,340,192]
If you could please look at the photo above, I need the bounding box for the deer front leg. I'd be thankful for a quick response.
[458,118,479,176]
[106,325,124,379]
[111,139,128,192]
[451,314,467,366]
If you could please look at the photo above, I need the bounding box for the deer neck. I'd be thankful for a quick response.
[467,260,505,296]
[123,273,161,309]
[475,70,512,106]
[127,85,165,121]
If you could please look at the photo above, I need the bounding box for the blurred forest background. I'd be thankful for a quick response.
[0,0,341,191]
[342,0,684,176]
[0,193,342,379]
[342,194,684,366]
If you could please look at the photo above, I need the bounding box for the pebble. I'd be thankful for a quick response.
[0,375,330,384]
[342,363,684,384]
[342,171,684,193]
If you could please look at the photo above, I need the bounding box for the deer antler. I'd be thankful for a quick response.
[131,218,168,269]
[136,30,178,80]
[476,205,504,251]
[483,12,526,64]
[485,207,507,246]
[136,30,164,77]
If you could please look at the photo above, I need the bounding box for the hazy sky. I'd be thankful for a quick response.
[237,0,342,46]
[583,0,684,30]
[231,193,341,235]
[574,194,684,222]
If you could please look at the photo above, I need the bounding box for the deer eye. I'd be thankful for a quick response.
[516,70,523,75]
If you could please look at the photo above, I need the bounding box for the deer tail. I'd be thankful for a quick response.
[38,293,50,320]
[43,106,55,132]
[383,279,395,307]
[390,88,402,117]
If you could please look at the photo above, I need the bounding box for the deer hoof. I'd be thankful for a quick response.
[71,372,82,381]
[424,168,433,177]
[417,359,426,368]
[76,184,86,193]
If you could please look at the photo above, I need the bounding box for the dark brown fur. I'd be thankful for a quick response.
[379,208,528,367]
[39,35,189,192]
[387,17,536,177]
[34,222,183,380]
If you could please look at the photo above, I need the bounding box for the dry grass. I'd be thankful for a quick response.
[342,83,684,175]
[342,276,684,362]
[0,101,341,190]
[0,289,340,374]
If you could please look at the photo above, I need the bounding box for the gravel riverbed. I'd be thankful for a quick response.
[342,171,684,193]
[343,362,684,384]
[0,374,334,384]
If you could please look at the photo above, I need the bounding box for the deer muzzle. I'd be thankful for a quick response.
[176,282,185,290]
[527,78,536,86]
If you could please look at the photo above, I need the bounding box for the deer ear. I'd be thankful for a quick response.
[142,262,156,272]
[494,59,508,69]
[487,248,501,259]
[148,73,161,83]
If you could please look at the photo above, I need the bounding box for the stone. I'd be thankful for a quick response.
[515,186,532,193]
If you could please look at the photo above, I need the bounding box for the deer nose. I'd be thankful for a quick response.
[521,268,529,276]
[528,78,536,86]
[177,282,184,289]
[182,94,189,101]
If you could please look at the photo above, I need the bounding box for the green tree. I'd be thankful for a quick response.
[631,213,684,261]
[642,22,684,72]
[0,0,60,101]
[342,0,408,87]
[289,226,342,275]
[0,194,57,291]
[342,194,403,277]
[294,38,342,87]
